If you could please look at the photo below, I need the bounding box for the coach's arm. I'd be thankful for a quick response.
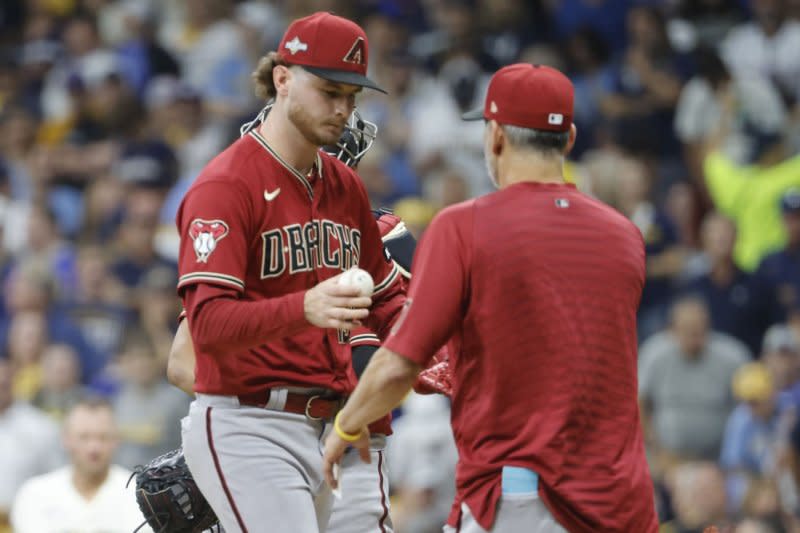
[322,347,421,479]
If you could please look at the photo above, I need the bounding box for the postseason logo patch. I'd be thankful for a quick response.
[189,219,229,263]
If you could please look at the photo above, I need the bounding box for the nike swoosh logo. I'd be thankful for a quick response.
[264,188,281,201]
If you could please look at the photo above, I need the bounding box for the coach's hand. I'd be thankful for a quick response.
[305,275,372,330]
[323,419,371,491]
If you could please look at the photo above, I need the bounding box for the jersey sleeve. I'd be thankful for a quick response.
[176,179,253,293]
[383,204,472,367]
[349,325,381,347]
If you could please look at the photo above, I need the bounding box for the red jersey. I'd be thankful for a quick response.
[384,182,658,532]
[176,130,404,396]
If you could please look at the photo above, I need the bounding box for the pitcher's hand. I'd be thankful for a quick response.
[304,274,372,329]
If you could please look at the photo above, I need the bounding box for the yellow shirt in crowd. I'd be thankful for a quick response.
[703,151,800,271]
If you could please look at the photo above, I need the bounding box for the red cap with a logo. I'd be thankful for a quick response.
[278,12,386,94]
[462,63,573,132]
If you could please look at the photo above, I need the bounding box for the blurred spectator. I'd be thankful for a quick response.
[720,363,783,513]
[112,332,188,470]
[475,0,536,67]
[233,1,286,59]
[15,39,62,118]
[109,187,176,289]
[563,27,615,156]
[174,0,253,119]
[114,2,180,95]
[60,244,130,361]
[78,176,125,245]
[7,310,48,401]
[144,76,227,180]
[113,139,177,191]
[10,398,151,533]
[31,343,84,421]
[702,86,800,272]
[639,297,749,473]
[721,0,800,107]
[389,394,457,533]
[660,462,729,533]
[546,0,630,54]
[681,212,774,354]
[408,0,491,71]
[599,5,688,157]
[0,106,42,206]
[737,477,785,532]
[1,260,103,383]
[756,189,800,319]
[354,49,423,204]
[734,518,780,533]
[672,0,747,48]
[39,13,118,121]
[17,201,78,296]
[135,265,180,363]
[406,54,490,197]
[674,46,786,180]
[761,324,800,395]
[664,180,704,253]
[614,156,684,340]
[391,197,437,239]
[0,357,63,529]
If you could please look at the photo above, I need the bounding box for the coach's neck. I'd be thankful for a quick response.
[493,123,576,190]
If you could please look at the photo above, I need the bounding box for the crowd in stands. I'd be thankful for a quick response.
[1,0,800,531]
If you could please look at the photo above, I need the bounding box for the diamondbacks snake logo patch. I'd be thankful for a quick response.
[189,219,229,263]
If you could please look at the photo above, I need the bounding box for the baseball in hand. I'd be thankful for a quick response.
[338,268,374,296]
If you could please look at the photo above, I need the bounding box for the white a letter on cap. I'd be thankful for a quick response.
[548,113,564,125]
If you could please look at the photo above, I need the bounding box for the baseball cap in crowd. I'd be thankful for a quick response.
[762,324,799,354]
[462,63,573,132]
[277,12,386,93]
[732,362,774,402]
[781,188,800,213]
[114,141,177,189]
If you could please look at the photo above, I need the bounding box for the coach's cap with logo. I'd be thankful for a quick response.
[278,12,386,94]
[462,63,573,132]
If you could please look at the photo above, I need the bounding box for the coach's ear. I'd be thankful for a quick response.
[564,123,577,157]
[487,120,504,156]
[273,65,292,97]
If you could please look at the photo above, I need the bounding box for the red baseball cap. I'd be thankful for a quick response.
[462,63,573,132]
[278,12,386,94]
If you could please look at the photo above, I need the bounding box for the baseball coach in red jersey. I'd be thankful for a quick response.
[323,64,659,533]
[176,12,405,533]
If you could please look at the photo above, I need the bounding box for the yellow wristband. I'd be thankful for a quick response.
[334,413,362,442]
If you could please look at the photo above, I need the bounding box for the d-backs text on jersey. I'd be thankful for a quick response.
[261,219,361,278]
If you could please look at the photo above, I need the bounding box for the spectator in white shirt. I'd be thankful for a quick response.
[721,0,800,105]
[0,357,63,529]
[11,397,150,533]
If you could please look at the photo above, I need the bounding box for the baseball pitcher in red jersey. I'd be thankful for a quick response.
[176,12,405,533]
[323,64,659,532]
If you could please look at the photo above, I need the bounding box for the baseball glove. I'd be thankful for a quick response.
[128,447,219,533]
[414,349,453,397]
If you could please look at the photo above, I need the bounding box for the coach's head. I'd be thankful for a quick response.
[463,64,576,189]
[252,12,385,147]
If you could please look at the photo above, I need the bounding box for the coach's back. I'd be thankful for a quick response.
[446,180,655,532]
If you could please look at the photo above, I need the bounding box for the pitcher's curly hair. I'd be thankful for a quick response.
[252,52,289,100]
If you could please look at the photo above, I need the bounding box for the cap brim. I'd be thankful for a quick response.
[303,66,387,94]
[461,107,485,121]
